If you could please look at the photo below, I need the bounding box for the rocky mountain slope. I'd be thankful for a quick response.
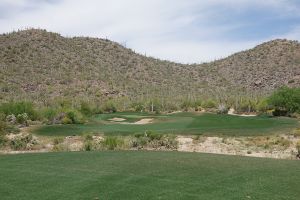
[0,29,299,103]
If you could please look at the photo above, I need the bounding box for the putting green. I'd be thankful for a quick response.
[33,112,299,136]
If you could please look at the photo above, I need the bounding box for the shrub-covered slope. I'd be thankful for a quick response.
[0,29,299,103]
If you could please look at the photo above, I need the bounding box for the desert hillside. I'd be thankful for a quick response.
[0,29,299,103]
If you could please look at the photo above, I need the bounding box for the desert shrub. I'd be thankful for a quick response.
[202,99,216,109]
[0,121,7,135]
[103,136,118,150]
[103,101,117,113]
[61,116,73,124]
[268,87,300,116]
[83,133,94,151]
[217,104,228,114]
[41,107,58,122]
[6,114,16,124]
[135,136,149,147]
[132,133,177,149]
[294,128,300,137]
[274,137,291,149]
[0,101,38,120]
[52,143,69,152]
[84,141,93,151]
[53,137,64,145]
[102,136,124,150]
[134,133,144,138]
[256,98,269,113]
[16,113,28,125]
[64,110,85,124]
[148,100,161,113]
[131,102,145,112]
[0,134,7,147]
[10,134,33,150]
[84,133,93,141]
[180,100,193,111]
[146,131,163,141]
[80,101,93,116]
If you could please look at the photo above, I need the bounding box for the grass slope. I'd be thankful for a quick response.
[0,151,299,200]
[33,113,298,136]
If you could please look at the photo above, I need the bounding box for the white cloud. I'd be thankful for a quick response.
[0,0,299,63]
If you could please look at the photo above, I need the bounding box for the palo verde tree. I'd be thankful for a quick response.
[268,87,300,116]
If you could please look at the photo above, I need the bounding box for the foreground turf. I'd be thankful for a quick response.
[33,112,298,136]
[0,151,299,200]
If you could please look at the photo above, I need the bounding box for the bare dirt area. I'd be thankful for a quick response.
[177,135,300,159]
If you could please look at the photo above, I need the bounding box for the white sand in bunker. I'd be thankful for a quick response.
[108,117,154,125]
[228,108,257,117]
[108,117,126,122]
[132,118,154,125]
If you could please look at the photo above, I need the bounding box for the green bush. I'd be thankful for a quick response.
[202,99,216,109]
[103,136,124,150]
[65,110,85,124]
[268,87,300,115]
[61,116,73,124]
[41,107,58,122]
[131,102,144,112]
[84,141,93,151]
[103,101,117,113]
[0,101,38,121]
[80,102,93,116]
[16,113,28,124]
[146,131,163,141]
[256,98,269,113]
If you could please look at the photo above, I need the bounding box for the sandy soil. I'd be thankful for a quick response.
[177,135,299,159]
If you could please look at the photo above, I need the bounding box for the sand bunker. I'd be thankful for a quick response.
[228,108,257,117]
[108,117,126,122]
[109,117,154,125]
[133,118,153,125]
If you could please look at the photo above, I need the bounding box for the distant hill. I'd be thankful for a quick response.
[0,29,299,104]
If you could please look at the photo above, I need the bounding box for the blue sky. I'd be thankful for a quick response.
[0,0,300,63]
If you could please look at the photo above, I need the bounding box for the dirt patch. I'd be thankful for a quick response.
[177,135,299,159]
[108,117,126,122]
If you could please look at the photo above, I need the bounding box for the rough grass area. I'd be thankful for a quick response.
[33,113,298,137]
[0,151,299,200]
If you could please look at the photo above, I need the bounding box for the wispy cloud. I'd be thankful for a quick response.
[0,0,299,63]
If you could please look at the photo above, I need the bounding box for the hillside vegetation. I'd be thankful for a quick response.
[0,29,300,106]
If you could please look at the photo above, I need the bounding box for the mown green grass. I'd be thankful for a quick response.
[33,112,298,136]
[0,151,299,200]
